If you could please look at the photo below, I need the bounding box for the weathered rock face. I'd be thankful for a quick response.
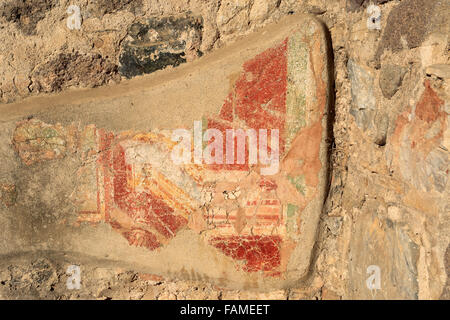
[348,213,419,299]
[346,0,393,12]
[0,0,448,300]
[31,53,120,93]
[379,64,407,99]
[348,59,376,131]
[374,0,442,65]
[329,0,449,300]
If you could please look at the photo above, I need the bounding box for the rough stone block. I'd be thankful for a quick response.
[348,213,419,299]
[119,13,204,78]
[375,0,441,65]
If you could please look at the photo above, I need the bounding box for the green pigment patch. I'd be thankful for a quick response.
[285,34,308,152]
[286,203,299,236]
[288,175,306,195]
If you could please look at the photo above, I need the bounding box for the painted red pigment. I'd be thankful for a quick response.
[209,236,282,273]
[89,39,291,274]
[207,39,288,171]
[204,41,289,274]
[98,129,114,223]
[415,80,445,123]
[96,136,188,251]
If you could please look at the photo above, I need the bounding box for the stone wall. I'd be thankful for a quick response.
[0,0,448,300]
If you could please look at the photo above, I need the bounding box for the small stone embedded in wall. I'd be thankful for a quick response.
[249,0,279,23]
[348,59,376,131]
[216,0,252,36]
[379,64,407,99]
[0,0,56,35]
[119,13,204,79]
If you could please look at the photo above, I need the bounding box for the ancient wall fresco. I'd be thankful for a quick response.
[9,24,329,280]
[388,80,447,195]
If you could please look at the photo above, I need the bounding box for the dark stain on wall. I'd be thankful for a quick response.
[0,0,56,35]
[375,0,439,66]
[119,13,203,79]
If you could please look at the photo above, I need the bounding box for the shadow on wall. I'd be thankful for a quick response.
[440,245,450,299]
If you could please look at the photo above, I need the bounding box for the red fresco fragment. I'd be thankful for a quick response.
[209,236,282,273]
[415,80,445,123]
[205,41,288,274]
[97,134,188,251]
[218,93,234,122]
[88,39,292,274]
[113,144,187,246]
[207,39,288,171]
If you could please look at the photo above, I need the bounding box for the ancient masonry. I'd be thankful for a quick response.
[0,0,448,300]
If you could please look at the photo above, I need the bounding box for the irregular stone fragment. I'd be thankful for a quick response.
[119,13,203,78]
[348,59,376,130]
[348,214,419,299]
[373,112,389,146]
[379,64,407,99]
[249,0,279,23]
[31,53,119,93]
[375,0,440,65]
[216,0,251,35]
[426,64,450,80]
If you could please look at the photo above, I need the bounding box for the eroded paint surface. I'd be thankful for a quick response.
[389,80,448,194]
[12,28,329,278]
